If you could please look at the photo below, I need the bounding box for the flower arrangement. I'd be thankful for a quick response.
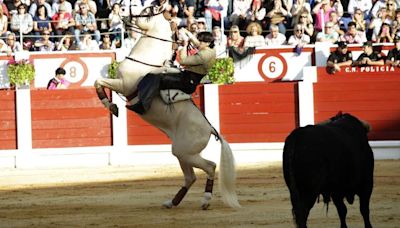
[205,57,235,85]
[108,60,120,79]
[7,59,35,88]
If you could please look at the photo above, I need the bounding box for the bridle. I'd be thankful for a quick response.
[123,4,179,68]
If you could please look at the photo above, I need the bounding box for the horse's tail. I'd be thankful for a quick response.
[212,130,241,208]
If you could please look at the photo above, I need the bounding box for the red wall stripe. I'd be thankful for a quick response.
[219,82,298,143]
[0,90,16,149]
[314,68,400,140]
[31,88,112,148]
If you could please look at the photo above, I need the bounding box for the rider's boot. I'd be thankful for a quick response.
[126,74,160,115]
[126,101,145,115]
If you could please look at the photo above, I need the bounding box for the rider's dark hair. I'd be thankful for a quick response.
[197,32,215,48]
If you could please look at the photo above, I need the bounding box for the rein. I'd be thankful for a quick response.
[125,56,164,68]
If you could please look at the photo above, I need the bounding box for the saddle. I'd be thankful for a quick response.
[160,89,191,104]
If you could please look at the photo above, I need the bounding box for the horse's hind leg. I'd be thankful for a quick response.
[182,154,216,210]
[94,78,124,117]
[163,161,197,209]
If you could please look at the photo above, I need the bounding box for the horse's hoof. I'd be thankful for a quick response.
[201,201,210,210]
[162,200,173,209]
[109,103,119,117]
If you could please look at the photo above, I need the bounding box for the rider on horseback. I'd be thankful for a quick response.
[126,29,216,114]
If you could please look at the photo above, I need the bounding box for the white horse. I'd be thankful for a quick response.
[94,2,240,209]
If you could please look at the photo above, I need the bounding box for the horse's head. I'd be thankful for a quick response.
[124,0,171,33]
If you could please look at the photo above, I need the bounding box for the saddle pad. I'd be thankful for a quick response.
[160,89,191,104]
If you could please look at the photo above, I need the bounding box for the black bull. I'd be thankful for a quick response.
[283,113,374,228]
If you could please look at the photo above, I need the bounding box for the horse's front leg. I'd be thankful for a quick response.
[163,160,197,209]
[94,78,124,117]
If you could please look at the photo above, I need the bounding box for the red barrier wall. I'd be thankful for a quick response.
[0,90,16,149]
[30,88,112,148]
[314,67,400,140]
[127,86,204,145]
[219,82,299,143]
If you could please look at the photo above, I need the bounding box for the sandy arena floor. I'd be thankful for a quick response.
[0,160,398,228]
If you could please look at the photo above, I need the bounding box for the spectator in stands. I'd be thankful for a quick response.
[328,10,345,36]
[5,32,23,54]
[6,0,24,16]
[108,3,123,40]
[52,0,73,15]
[204,0,228,30]
[386,0,396,20]
[34,29,55,51]
[29,0,53,18]
[227,24,244,48]
[78,31,99,50]
[10,4,33,37]
[293,9,315,43]
[347,0,372,19]
[326,41,353,73]
[96,0,111,31]
[52,3,75,40]
[0,6,8,37]
[290,0,312,27]
[171,0,195,27]
[120,28,140,50]
[244,21,264,47]
[340,21,367,44]
[369,7,389,42]
[74,3,100,44]
[370,0,388,19]
[316,21,339,43]
[212,25,227,57]
[391,9,400,39]
[352,8,366,32]
[33,4,52,40]
[0,38,8,53]
[353,41,384,66]
[56,32,76,51]
[247,0,265,25]
[376,22,393,43]
[47,67,70,90]
[287,23,310,46]
[265,24,286,46]
[74,0,97,15]
[230,0,252,29]
[266,0,289,35]
[196,17,207,32]
[99,34,114,50]
[386,36,400,66]
[312,0,343,33]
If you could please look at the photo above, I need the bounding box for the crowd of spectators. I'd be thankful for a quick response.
[0,0,399,55]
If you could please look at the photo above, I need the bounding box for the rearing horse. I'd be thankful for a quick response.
[94,2,240,209]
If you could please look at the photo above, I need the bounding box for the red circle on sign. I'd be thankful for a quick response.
[257,53,288,82]
[60,56,89,88]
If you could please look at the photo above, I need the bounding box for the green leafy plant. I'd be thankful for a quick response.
[205,57,235,85]
[108,60,120,79]
[7,59,35,88]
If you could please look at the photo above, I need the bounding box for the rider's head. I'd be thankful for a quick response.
[197,31,214,48]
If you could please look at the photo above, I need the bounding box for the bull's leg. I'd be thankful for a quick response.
[163,160,196,208]
[359,192,372,228]
[332,195,348,228]
[94,78,124,117]
[291,198,311,228]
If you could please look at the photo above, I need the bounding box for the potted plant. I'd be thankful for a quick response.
[205,57,235,85]
[108,60,120,79]
[7,59,35,89]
